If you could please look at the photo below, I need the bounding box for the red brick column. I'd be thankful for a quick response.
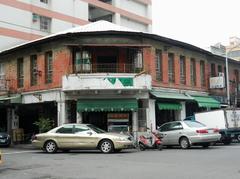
[196,60,201,88]
[162,51,168,84]
[174,54,180,85]
[185,57,191,86]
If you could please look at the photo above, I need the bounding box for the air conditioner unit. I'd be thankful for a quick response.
[218,72,224,77]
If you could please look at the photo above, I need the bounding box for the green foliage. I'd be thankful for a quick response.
[34,117,53,133]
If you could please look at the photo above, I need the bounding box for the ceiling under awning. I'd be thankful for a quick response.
[0,95,22,104]
[191,96,220,108]
[77,99,138,112]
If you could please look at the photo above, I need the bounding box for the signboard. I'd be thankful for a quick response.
[210,76,225,89]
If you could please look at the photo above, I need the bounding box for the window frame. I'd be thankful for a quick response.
[190,58,196,86]
[179,55,186,85]
[168,53,175,83]
[45,51,53,84]
[155,49,162,81]
[30,55,38,86]
[17,57,24,88]
[40,15,51,32]
[200,60,205,87]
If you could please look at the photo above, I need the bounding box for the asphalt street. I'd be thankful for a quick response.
[0,143,240,179]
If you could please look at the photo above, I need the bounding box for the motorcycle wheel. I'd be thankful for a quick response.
[157,144,163,151]
[139,143,145,151]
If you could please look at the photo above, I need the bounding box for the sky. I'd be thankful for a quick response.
[152,0,240,50]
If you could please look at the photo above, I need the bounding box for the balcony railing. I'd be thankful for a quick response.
[73,63,143,74]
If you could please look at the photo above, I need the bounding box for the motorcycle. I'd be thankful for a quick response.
[138,131,163,151]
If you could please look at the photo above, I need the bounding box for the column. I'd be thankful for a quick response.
[147,99,156,131]
[180,102,186,120]
[132,111,138,140]
[112,0,121,24]
[57,100,66,126]
[76,111,83,124]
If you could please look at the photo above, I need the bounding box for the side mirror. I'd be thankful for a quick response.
[87,131,93,136]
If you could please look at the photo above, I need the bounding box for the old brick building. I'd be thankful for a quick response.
[0,21,239,139]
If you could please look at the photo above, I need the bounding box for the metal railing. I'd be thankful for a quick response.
[73,63,143,74]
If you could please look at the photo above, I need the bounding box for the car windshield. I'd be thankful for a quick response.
[87,124,106,134]
[184,121,206,128]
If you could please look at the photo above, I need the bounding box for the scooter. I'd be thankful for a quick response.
[138,131,163,151]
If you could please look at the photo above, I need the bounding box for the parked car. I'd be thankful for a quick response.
[32,123,133,153]
[157,121,221,149]
[0,132,11,147]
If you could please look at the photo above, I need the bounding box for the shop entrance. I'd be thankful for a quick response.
[156,108,176,127]
[82,112,132,133]
[0,107,7,132]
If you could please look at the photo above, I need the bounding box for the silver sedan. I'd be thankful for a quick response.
[158,121,221,149]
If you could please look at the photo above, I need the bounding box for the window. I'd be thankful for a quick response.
[159,123,172,132]
[155,49,162,81]
[168,53,175,83]
[235,70,239,85]
[184,121,206,128]
[30,55,38,86]
[74,50,91,73]
[0,63,4,77]
[180,55,186,84]
[190,58,196,86]
[218,65,222,73]
[74,125,90,133]
[134,50,143,69]
[40,15,51,32]
[56,125,74,134]
[169,122,183,130]
[211,63,216,77]
[200,60,205,86]
[17,58,24,88]
[45,51,53,83]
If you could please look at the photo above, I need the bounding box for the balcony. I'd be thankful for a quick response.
[62,73,151,91]
[73,63,142,74]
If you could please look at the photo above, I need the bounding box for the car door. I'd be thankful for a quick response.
[72,124,98,149]
[159,123,172,145]
[55,125,75,148]
[165,122,184,145]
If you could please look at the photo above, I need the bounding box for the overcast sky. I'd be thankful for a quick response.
[152,0,240,49]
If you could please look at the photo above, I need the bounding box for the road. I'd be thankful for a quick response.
[0,143,240,179]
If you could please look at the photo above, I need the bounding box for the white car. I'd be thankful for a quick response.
[158,121,221,149]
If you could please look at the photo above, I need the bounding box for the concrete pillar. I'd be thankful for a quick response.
[76,111,83,123]
[112,0,121,24]
[132,111,138,140]
[57,100,66,126]
[180,102,186,120]
[147,99,156,131]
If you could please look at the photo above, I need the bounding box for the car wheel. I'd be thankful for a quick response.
[179,137,190,149]
[237,135,240,142]
[44,140,58,153]
[99,140,113,153]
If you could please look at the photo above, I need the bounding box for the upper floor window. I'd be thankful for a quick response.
[211,63,216,77]
[155,49,162,81]
[235,69,239,84]
[218,65,222,73]
[45,51,53,84]
[0,63,4,77]
[190,58,196,86]
[200,60,205,87]
[180,55,186,85]
[168,53,175,83]
[17,58,24,88]
[40,16,51,32]
[74,50,91,73]
[30,55,38,86]
[40,0,49,4]
[134,50,143,69]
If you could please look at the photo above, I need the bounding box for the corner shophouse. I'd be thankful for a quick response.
[0,21,239,141]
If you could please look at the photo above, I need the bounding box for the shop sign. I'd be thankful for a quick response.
[210,76,225,89]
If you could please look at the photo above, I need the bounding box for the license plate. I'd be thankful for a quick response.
[208,130,214,133]
[0,139,5,143]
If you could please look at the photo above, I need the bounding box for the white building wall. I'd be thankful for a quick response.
[121,16,148,32]
[119,0,148,17]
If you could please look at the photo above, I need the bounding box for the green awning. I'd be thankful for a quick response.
[0,95,22,104]
[157,103,182,110]
[77,99,138,112]
[151,90,193,100]
[191,96,220,108]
